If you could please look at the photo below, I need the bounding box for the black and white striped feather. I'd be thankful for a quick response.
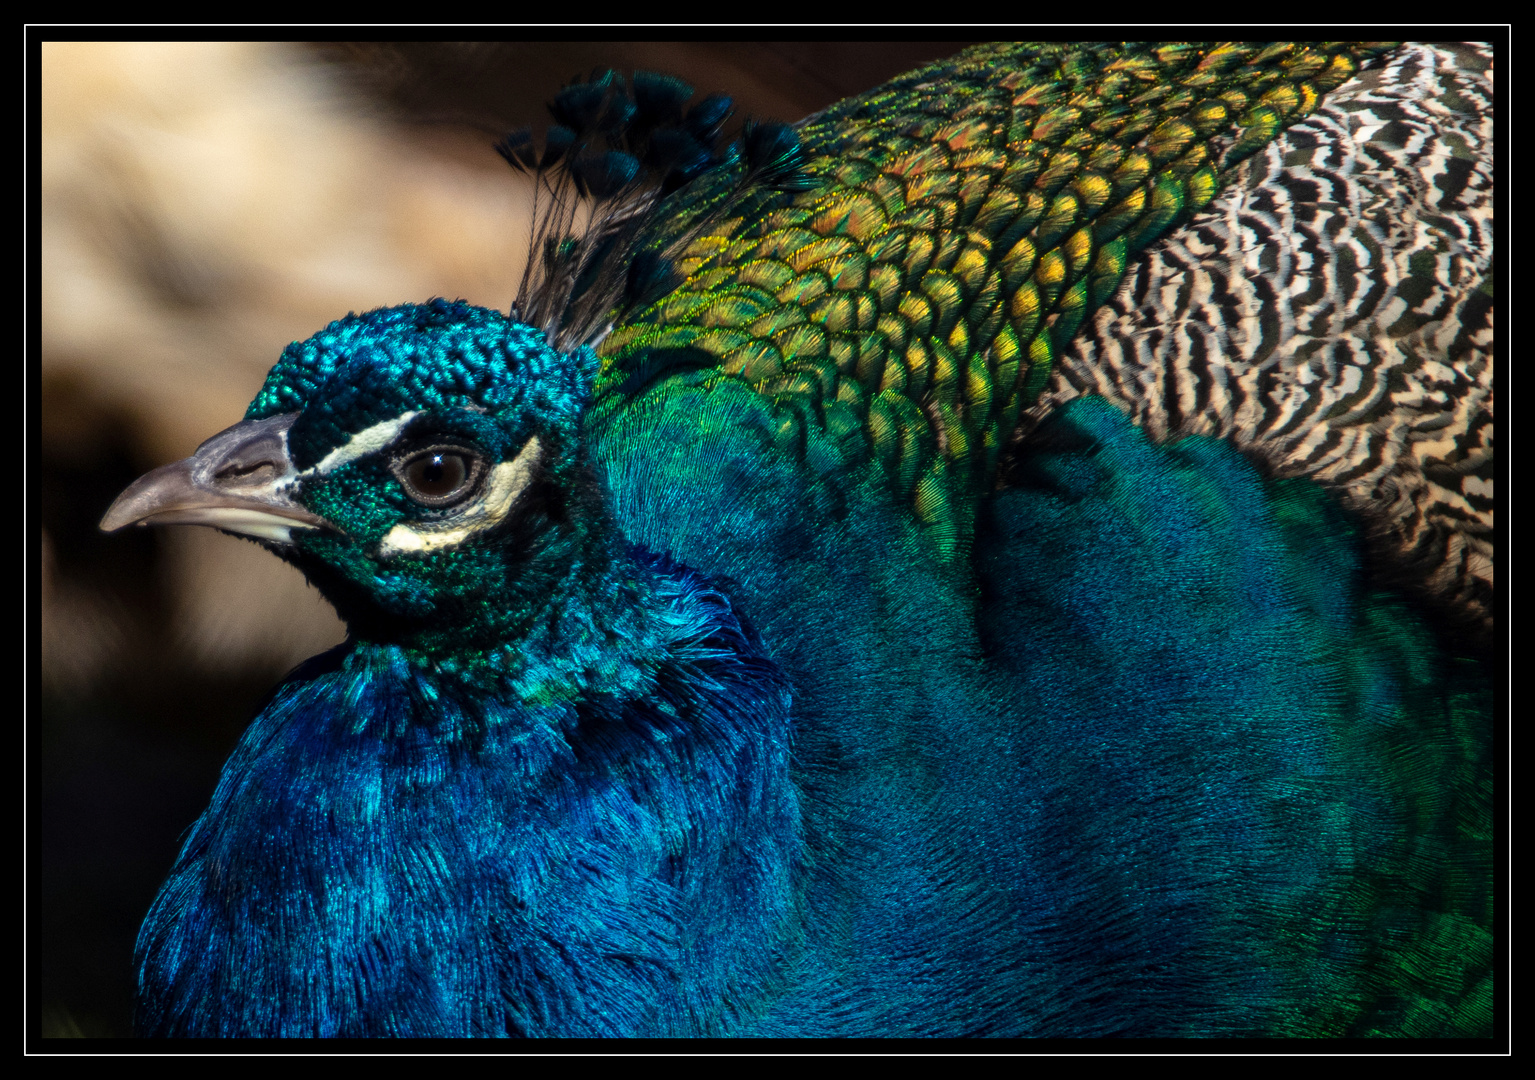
[1023,42,1494,634]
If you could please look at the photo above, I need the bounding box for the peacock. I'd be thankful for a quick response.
[99,41,1494,1038]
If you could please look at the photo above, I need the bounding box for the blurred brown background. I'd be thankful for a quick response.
[35,40,980,1039]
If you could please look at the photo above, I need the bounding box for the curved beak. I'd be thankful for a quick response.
[99,413,333,544]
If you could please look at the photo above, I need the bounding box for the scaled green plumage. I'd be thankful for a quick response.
[595,42,1398,558]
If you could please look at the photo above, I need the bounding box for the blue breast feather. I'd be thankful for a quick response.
[135,386,1489,1036]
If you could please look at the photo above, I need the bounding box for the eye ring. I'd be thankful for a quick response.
[390,445,486,507]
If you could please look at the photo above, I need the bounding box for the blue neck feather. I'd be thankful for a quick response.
[134,550,800,1037]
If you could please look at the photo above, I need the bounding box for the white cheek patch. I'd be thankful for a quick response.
[377,437,543,558]
[303,412,421,478]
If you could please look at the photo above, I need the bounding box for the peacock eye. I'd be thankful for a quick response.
[393,446,484,507]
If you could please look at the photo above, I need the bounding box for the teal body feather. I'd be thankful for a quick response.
[106,42,1494,1037]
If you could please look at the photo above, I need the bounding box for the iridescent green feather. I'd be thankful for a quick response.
[592,42,1396,558]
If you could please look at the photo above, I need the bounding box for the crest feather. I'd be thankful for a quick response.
[496,69,815,352]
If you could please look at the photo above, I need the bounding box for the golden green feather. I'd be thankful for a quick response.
[594,42,1397,550]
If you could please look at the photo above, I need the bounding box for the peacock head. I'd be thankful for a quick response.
[100,69,811,656]
[100,299,607,652]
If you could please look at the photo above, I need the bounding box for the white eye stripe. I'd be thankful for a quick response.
[301,412,421,478]
[377,437,542,558]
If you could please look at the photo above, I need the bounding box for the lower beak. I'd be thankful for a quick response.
[99,412,333,544]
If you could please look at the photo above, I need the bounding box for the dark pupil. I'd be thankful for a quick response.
[407,452,466,498]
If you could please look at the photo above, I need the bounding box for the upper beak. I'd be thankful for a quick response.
[99,412,333,544]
